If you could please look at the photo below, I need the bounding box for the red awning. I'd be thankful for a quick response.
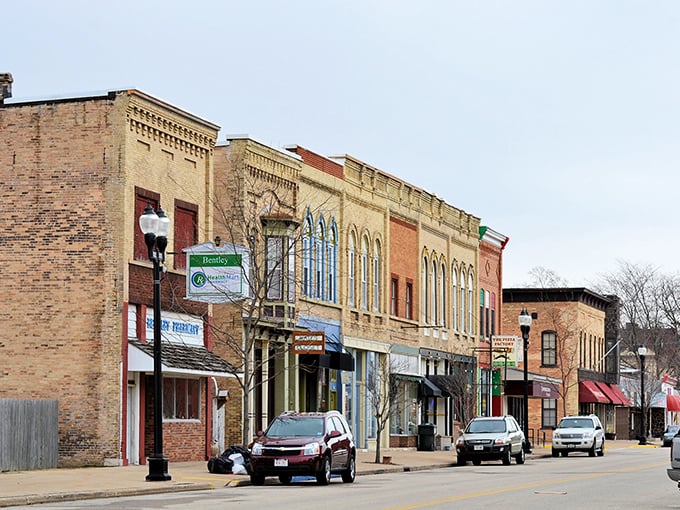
[667,394,680,412]
[594,382,626,406]
[579,381,610,404]
[608,384,632,407]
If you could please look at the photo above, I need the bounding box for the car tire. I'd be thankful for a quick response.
[457,455,467,466]
[316,455,331,485]
[472,458,482,466]
[279,474,292,485]
[341,454,356,483]
[561,451,568,457]
[551,449,559,458]
[588,442,596,457]
[250,473,265,486]
[597,440,605,457]
[502,448,512,465]
[515,447,525,464]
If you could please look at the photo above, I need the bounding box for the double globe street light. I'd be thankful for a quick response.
[139,204,172,481]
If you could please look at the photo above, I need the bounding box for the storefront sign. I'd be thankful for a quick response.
[184,243,251,303]
[293,332,325,355]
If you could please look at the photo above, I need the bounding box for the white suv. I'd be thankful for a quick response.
[551,415,605,457]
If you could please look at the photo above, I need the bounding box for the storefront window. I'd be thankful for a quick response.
[163,377,200,420]
[390,379,418,435]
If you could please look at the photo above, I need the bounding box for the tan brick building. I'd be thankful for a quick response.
[0,83,231,467]
[502,288,625,445]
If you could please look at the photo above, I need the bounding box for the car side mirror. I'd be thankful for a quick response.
[328,430,342,439]
[256,430,264,437]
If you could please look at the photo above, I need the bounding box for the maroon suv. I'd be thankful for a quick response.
[249,410,356,485]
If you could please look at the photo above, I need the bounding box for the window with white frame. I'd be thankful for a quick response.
[361,236,368,310]
[348,232,356,307]
[302,216,313,297]
[431,260,437,325]
[327,223,338,303]
[460,270,466,333]
[422,256,428,323]
[468,272,474,334]
[440,263,446,327]
[452,268,458,331]
[163,377,200,420]
[265,236,283,300]
[373,240,381,312]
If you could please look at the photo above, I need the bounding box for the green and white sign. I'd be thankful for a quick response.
[184,242,251,303]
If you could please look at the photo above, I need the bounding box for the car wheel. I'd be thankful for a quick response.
[316,455,331,485]
[597,440,605,457]
[457,455,467,466]
[515,447,525,464]
[588,442,596,457]
[279,474,292,485]
[341,454,356,483]
[502,448,512,465]
[551,449,559,458]
[472,458,482,466]
[250,473,265,486]
[561,451,568,457]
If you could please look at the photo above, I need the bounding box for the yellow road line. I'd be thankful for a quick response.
[383,462,667,510]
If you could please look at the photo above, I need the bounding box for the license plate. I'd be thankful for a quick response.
[474,445,483,451]
[274,458,288,467]
[567,444,576,448]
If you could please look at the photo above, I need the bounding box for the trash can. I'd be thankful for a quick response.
[417,423,436,451]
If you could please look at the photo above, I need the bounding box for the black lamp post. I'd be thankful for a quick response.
[139,204,172,481]
[518,308,532,453]
[638,345,647,446]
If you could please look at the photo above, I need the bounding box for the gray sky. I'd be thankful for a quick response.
[5,0,679,287]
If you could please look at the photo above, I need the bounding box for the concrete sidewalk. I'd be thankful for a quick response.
[0,440,655,508]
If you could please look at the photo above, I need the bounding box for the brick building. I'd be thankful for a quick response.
[502,288,627,445]
[0,80,233,467]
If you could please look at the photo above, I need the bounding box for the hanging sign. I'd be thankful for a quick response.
[184,242,251,303]
[293,331,325,355]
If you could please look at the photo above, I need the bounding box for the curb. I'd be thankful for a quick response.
[0,482,213,508]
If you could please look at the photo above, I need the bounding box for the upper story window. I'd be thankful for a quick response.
[373,240,381,313]
[391,277,398,316]
[422,256,429,323]
[405,281,413,320]
[361,236,369,310]
[315,219,326,300]
[173,199,198,270]
[348,232,356,307]
[134,187,159,262]
[451,268,458,331]
[439,263,446,328]
[327,222,338,303]
[542,330,557,366]
[468,272,474,334]
[302,216,313,297]
[431,260,437,325]
[460,270,466,333]
[302,212,338,304]
[265,236,284,300]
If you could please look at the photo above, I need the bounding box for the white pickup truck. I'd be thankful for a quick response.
[668,431,680,489]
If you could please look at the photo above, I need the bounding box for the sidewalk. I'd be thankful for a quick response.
[0,440,655,508]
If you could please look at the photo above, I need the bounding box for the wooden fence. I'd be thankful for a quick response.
[0,399,58,471]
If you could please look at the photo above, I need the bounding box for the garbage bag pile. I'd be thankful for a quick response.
[207,445,251,475]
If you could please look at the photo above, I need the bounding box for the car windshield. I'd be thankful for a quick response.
[466,419,506,433]
[559,418,593,429]
[266,417,324,437]
[666,426,680,434]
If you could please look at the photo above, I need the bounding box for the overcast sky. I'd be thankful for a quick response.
[5,0,679,287]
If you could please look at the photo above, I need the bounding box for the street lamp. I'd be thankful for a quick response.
[518,308,532,453]
[139,204,172,481]
[638,345,647,446]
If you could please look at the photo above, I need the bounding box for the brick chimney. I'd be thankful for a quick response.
[0,73,13,104]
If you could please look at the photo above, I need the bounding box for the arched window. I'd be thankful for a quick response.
[348,232,356,307]
[431,260,438,325]
[302,214,313,297]
[468,272,474,334]
[440,263,446,327]
[361,236,369,310]
[451,268,458,331]
[327,222,338,303]
[460,270,466,333]
[316,218,326,300]
[422,256,429,323]
[373,239,381,312]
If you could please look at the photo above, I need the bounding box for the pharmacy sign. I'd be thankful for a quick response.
[184,242,250,303]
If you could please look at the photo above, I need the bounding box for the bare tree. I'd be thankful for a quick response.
[366,353,407,464]
[525,267,569,288]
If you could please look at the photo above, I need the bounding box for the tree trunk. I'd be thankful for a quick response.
[374,427,382,464]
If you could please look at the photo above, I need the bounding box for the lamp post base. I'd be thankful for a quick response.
[638,435,647,446]
[146,456,171,481]
[523,441,533,454]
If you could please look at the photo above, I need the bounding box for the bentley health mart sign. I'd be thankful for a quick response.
[184,242,251,303]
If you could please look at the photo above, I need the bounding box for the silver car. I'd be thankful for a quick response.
[455,416,526,466]
[551,415,605,457]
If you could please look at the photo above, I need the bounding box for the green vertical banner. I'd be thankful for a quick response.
[492,368,501,396]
